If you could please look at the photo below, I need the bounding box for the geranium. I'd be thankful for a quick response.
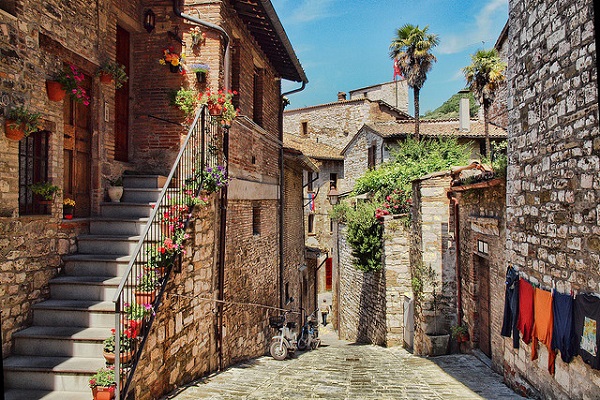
[198,88,239,122]
[381,189,412,215]
[54,64,90,105]
[89,367,116,388]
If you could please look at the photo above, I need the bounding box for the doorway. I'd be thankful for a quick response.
[63,68,92,217]
[475,254,491,357]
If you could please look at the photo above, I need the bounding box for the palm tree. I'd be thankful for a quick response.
[390,24,440,139]
[462,48,506,157]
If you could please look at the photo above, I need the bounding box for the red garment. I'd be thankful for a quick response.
[517,279,534,344]
[531,288,556,374]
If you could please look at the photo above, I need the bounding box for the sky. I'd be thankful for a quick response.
[271,0,508,115]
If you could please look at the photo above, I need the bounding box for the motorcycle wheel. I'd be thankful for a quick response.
[269,340,288,360]
[311,338,321,349]
[297,337,308,351]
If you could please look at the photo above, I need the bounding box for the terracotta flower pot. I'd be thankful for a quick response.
[4,119,25,141]
[99,72,113,84]
[135,290,156,305]
[46,80,66,102]
[208,104,223,116]
[92,385,116,400]
[103,350,133,365]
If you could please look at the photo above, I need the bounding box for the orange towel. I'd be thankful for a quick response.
[531,288,556,374]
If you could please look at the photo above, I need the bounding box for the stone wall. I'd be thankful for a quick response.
[349,80,409,113]
[505,0,599,397]
[411,172,456,355]
[342,126,386,193]
[131,198,218,400]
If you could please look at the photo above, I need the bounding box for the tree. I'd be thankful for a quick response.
[462,48,506,157]
[389,24,440,139]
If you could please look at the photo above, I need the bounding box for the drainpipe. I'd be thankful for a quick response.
[172,0,231,89]
[279,81,307,309]
[448,192,463,325]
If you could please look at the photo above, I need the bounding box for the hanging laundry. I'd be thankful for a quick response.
[501,266,520,348]
[531,288,556,374]
[574,293,600,369]
[552,291,576,363]
[517,279,534,344]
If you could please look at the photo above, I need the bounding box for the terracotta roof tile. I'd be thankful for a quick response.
[283,134,344,160]
[365,119,507,139]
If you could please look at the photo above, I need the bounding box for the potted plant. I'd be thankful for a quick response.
[135,270,158,305]
[4,106,42,141]
[200,165,229,193]
[198,88,238,122]
[48,64,90,105]
[159,47,183,73]
[30,181,61,204]
[102,329,135,365]
[97,61,128,89]
[189,26,206,47]
[63,198,76,219]
[451,324,469,343]
[189,63,209,83]
[106,176,123,203]
[89,366,117,400]
[172,87,198,123]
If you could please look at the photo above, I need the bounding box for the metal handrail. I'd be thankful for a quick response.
[112,105,225,399]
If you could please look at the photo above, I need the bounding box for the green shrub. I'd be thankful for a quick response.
[345,202,383,272]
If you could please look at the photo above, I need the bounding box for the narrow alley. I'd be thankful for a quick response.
[164,328,522,400]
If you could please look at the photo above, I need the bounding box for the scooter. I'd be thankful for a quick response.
[268,310,298,360]
[297,308,320,351]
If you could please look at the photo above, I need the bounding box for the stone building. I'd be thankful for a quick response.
[1,0,310,398]
[501,0,599,398]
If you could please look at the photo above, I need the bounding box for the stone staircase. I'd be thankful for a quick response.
[3,175,166,400]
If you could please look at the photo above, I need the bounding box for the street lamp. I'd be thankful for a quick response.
[143,9,156,33]
[327,186,339,205]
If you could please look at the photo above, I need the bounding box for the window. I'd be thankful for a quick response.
[19,132,50,215]
[329,173,338,189]
[330,218,334,233]
[478,240,489,254]
[480,140,487,158]
[307,214,315,234]
[301,121,308,136]
[253,67,264,126]
[367,144,377,170]
[307,171,313,192]
[0,0,16,16]
[231,39,241,111]
[252,205,261,235]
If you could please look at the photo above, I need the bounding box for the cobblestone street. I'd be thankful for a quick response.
[164,328,522,400]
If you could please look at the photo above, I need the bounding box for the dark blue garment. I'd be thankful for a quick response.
[551,291,576,363]
[500,266,520,348]
[574,293,600,369]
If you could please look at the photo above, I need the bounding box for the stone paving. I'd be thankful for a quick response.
[163,328,523,400]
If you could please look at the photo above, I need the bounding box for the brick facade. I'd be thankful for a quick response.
[503,0,599,397]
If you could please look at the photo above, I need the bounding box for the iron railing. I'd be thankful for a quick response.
[112,105,225,399]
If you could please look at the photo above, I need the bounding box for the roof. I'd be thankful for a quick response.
[364,119,507,139]
[283,134,344,161]
[231,0,307,83]
[284,97,412,120]
[283,147,319,172]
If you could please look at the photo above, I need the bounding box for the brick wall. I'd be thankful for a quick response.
[504,0,599,397]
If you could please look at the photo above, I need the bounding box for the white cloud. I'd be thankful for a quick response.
[286,0,336,24]
[438,0,508,55]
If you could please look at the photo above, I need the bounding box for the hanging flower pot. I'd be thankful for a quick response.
[196,70,206,83]
[208,103,223,116]
[99,72,113,84]
[46,80,66,102]
[4,120,25,141]
[169,64,181,73]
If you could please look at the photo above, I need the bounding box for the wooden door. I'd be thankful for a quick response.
[63,71,92,217]
[114,25,130,162]
[325,258,332,291]
[477,255,491,357]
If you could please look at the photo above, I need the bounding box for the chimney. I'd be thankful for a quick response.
[337,91,347,101]
[458,90,470,132]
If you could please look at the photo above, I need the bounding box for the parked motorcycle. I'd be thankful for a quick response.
[297,308,320,351]
[268,310,298,360]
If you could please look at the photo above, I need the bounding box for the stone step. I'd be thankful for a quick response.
[76,234,142,255]
[13,326,109,358]
[89,217,149,236]
[49,276,122,301]
[32,300,115,328]
[122,187,163,203]
[62,254,131,277]
[4,389,89,400]
[3,355,104,391]
[100,202,155,219]
[123,174,167,189]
